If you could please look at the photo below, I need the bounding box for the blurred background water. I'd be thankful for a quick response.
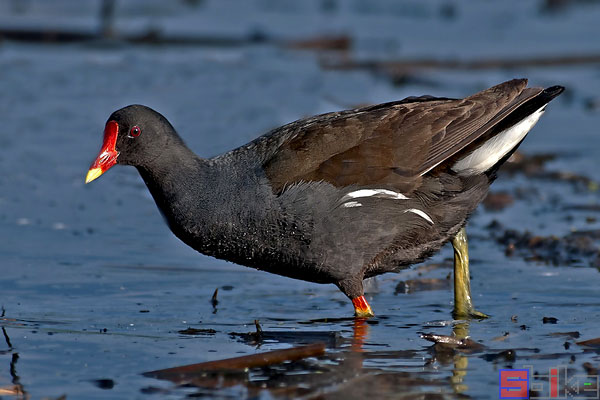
[0,1,599,399]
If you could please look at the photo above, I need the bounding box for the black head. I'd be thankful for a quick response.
[86,105,183,183]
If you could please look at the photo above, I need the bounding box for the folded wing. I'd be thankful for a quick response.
[263,79,541,194]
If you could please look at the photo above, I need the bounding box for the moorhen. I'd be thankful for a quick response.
[86,79,563,318]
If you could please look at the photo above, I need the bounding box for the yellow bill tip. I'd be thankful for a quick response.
[85,167,103,184]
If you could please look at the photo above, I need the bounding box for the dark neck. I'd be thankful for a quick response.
[134,143,287,267]
[136,144,212,238]
[137,141,201,183]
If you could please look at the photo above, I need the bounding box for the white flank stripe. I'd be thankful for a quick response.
[341,189,409,202]
[404,208,434,224]
[452,106,546,175]
[342,201,362,208]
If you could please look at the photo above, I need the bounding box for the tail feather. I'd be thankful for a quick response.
[451,85,564,176]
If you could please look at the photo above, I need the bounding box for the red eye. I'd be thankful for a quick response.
[130,125,141,137]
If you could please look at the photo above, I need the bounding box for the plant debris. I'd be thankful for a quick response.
[143,343,326,382]
[576,337,600,348]
[211,288,219,307]
[321,54,600,77]
[421,333,485,351]
[548,331,580,338]
[488,221,600,267]
[178,327,217,336]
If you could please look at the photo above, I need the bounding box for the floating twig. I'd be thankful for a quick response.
[211,288,219,307]
[254,320,263,334]
[576,337,600,348]
[143,343,326,382]
[421,333,485,351]
[322,54,600,74]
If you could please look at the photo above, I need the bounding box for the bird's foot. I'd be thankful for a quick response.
[453,306,490,320]
[468,309,490,319]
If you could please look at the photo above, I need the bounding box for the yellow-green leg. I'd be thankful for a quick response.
[452,227,489,319]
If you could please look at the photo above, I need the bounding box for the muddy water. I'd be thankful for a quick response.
[1,1,600,399]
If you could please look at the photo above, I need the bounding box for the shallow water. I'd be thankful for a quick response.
[1,1,600,399]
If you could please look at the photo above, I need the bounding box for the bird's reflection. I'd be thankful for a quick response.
[451,321,471,394]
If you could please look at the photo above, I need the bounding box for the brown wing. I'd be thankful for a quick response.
[263,79,540,194]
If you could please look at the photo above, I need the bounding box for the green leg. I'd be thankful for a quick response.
[452,227,489,319]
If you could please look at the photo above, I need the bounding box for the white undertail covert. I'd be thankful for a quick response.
[452,105,546,175]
